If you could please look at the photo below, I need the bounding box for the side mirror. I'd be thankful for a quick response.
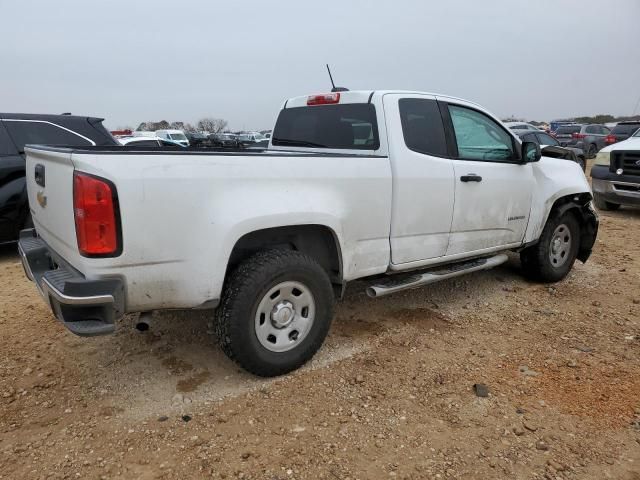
[522,141,541,163]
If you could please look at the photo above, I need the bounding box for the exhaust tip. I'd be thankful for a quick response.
[365,286,378,298]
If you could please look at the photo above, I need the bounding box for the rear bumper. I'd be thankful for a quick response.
[18,229,124,336]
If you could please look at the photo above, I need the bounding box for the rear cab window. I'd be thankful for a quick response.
[272,103,380,150]
[536,133,559,146]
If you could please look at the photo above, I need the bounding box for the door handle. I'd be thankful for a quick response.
[460,174,482,182]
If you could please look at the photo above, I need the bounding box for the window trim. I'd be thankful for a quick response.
[441,102,522,164]
[1,119,96,147]
[397,97,451,159]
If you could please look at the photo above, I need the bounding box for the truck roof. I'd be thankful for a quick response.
[0,112,105,123]
[283,90,483,109]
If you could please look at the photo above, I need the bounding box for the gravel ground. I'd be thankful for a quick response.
[1,175,640,479]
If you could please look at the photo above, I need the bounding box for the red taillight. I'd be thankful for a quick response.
[605,134,617,144]
[73,172,120,256]
[307,93,340,106]
[572,132,586,139]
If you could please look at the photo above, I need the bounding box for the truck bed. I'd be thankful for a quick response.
[25,145,393,313]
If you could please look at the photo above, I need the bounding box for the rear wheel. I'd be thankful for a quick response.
[593,193,621,211]
[214,250,334,377]
[521,211,580,282]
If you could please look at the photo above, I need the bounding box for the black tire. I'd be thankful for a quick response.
[214,250,335,377]
[576,156,586,172]
[520,211,580,282]
[593,193,621,211]
[587,144,597,159]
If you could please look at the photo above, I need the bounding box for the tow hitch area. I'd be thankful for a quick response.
[18,229,124,337]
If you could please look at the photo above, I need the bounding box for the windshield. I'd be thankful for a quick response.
[634,129,640,137]
[273,103,380,150]
[169,133,187,141]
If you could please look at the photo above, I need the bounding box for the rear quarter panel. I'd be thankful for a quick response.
[69,152,392,311]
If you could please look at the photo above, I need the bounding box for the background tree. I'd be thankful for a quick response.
[197,118,228,134]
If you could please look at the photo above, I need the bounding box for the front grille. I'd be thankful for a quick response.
[613,151,640,176]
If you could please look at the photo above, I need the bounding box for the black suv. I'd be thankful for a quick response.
[605,121,640,146]
[0,113,117,243]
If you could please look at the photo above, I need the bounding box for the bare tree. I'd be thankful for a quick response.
[197,118,228,134]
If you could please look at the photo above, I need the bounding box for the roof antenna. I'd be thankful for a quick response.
[326,64,349,92]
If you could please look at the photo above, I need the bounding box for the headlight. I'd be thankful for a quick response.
[594,151,611,166]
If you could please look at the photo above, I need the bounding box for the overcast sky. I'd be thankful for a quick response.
[2,0,639,130]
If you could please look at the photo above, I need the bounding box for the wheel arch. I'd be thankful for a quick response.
[225,224,345,291]
[525,192,598,263]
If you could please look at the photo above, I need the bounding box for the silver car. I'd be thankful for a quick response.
[554,124,610,158]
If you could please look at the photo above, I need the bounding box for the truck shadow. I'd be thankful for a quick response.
[88,256,524,420]
[0,243,18,263]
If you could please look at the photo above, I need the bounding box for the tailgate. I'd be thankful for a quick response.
[25,147,81,265]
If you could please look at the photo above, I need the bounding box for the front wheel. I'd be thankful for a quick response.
[587,144,597,159]
[576,156,586,172]
[214,250,335,377]
[520,211,580,282]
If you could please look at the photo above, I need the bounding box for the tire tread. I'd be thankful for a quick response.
[214,249,334,377]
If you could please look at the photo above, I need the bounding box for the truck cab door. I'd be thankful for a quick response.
[383,94,455,264]
[439,100,534,255]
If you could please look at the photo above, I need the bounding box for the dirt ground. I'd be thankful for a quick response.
[1,171,640,479]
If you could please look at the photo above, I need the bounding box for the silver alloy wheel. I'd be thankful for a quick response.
[254,281,316,353]
[549,223,572,267]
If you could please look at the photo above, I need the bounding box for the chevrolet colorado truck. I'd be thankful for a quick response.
[19,90,598,376]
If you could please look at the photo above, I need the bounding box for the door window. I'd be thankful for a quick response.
[398,98,447,156]
[448,105,515,162]
[585,125,597,134]
[4,120,92,153]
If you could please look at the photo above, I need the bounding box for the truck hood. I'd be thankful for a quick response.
[600,136,640,153]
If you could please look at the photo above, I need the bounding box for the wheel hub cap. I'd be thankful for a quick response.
[549,223,572,268]
[254,281,316,353]
[271,301,295,328]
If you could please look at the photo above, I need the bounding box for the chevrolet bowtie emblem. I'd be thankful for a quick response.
[36,191,47,208]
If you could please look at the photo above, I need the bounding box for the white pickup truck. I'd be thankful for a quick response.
[19,90,598,376]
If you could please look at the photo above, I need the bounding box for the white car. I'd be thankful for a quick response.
[155,129,189,147]
[504,121,540,132]
[118,136,186,148]
[237,132,267,144]
[19,89,598,377]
